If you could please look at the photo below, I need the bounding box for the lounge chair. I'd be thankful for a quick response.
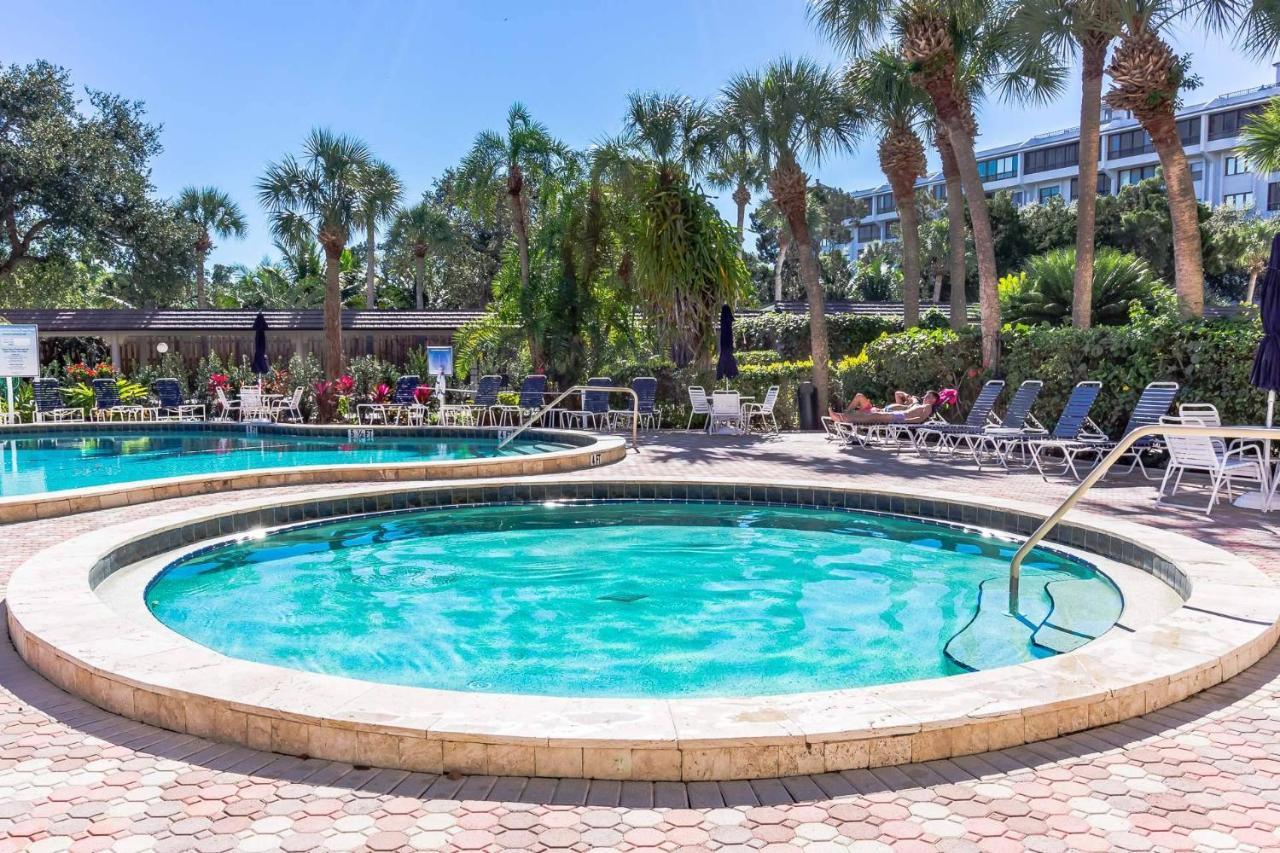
[610,377,659,431]
[492,375,547,426]
[1028,381,1178,481]
[559,377,611,430]
[358,375,420,424]
[1013,381,1105,480]
[32,378,83,423]
[457,374,503,426]
[912,380,1006,453]
[742,385,780,433]
[91,378,139,421]
[1157,413,1269,515]
[937,380,1043,469]
[153,378,205,421]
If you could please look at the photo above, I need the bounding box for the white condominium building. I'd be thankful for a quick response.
[850,74,1280,252]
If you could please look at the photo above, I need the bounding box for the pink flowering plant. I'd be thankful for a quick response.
[937,388,958,409]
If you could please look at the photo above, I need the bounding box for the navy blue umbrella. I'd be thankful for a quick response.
[716,304,739,384]
[1246,233,1280,510]
[251,312,270,376]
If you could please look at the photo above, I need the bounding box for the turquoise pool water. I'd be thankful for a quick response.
[145,502,1123,698]
[0,430,572,496]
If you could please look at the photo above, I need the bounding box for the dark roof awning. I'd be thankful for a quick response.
[0,309,487,334]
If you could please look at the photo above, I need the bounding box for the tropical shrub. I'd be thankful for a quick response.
[734,312,901,360]
[1001,247,1163,326]
[61,378,149,414]
[833,327,986,415]
[346,355,397,396]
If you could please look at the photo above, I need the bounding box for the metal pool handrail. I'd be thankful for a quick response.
[494,385,641,452]
[1008,422,1280,614]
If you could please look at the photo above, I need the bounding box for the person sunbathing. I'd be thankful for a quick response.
[832,390,939,425]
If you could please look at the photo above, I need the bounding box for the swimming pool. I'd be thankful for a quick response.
[0,427,577,496]
[146,501,1123,698]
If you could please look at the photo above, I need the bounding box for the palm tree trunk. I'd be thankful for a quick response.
[771,162,830,413]
[932,272,944,303]
[1145,112,1205,318]
[892,181,921,327]
[733,183,750,245]
[937,135,968,331]
[774,236,790,303]
[323,245,344,376]
[364,221,377,309]
[415,253,426,310]
[195,249,208,309]
[944,123,1001,369]
[1246,269,1260,304]
[1073,35,1108,329]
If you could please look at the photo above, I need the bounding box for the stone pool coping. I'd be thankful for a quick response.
[8,477,1279,781]
[0,423,625,523]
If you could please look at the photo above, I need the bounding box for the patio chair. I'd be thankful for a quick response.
[1017,381,1105,480]
[686,386,711,431]
[452,374,502,426]
[213,387,239,421]
[559,377,612,430]
[32,378,82,423]
[1035,381,1179,481]
[239,387,272,421]
[272,387,305,423]
[945,380,1043,469]
[742,385,780,433]
[911,379,1006,452]
[708,390,743,433]
[610,377,659,431]
[153,378,205,421]
[91,378,138,421]
[1157,414,1269,515]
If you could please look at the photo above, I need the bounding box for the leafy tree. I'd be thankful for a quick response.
[1238,96,1280,173]
[1201,206,1273,303]
[847,48,929,325]
[258,128,374,374]
[354,160,402,308]
[1001,246,1163,326]
[852,241,904,301]
[386,200,453,309]
[721,57,860,410]
[177,186,247,309]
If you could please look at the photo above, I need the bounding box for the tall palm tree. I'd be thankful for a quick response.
[847,48,930,327]
[176,186,246,309]
[810,0,1064,369]
[355,160,402,309]
[1012,0,1122,329]
[1104,7,1203,317]
[622,91,717,179]
[258,128,373,375]
[455,103,564,326]
[933,129,970,329]
[388,200,454,309]
[707,145,765,246]
[722,57,861,411]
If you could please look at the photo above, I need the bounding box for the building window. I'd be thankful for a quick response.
[883,221,899,239]
[1223,191,1255,210]
[1208,105,1264,141]
[1107,129,1154,159]
[1224,155,1249,176]
[876,192,896,214]
[1010,191,1024,207]
[1190,161,1204,182]
[977,154,1018,182]
[931,184,947,200]
[1024,142,1080,174]
[1038,185,1061,203]
[1069,177,1078,200]
[1118,165,1158,186]
[1178,116,1201,146]
[1268,182,1280,211]
[1097,173,1111,196]
[856,223,879,242]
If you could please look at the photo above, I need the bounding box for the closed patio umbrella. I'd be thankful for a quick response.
[251,312,270,390]
[716,304,738,388]
[1239,233,1280,509]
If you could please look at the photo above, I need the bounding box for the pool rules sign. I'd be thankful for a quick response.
[0,324,38,417]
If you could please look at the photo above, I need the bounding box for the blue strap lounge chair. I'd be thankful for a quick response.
[492,374,547,426]
[91,377,137,421]
[911,379,1005,452]
[1030,381,1177,480]
[1011,381,1105,479]
[153,378,204,421]
[454,374,503,426]
[32,378,82,423]
[934,379,1044,468]
[610,376,659,431]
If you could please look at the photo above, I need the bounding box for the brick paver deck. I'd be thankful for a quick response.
[2,431,1278,852]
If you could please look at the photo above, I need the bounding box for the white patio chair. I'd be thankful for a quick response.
[708,391,743,434]
[1157,415,1269,516]
[686,386,711,431]
[239,387,271,421]
[214,387,239,422]
[742,385,780,433]
[274,387,304,423]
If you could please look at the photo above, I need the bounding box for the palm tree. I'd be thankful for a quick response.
[933,129,970,329]
[810,0,1064,369]
[176,186,246,309]
[258,128,373,375]
[1238,96,1280,173]
[721,58,860,412]
[455,103,564,326]
[1012,1,1122,329]
[847,49,930,327]
[707,116,766,245]
[1104,7,1203,317]
[355,160,402,309]
[388,200,454,309]
[622,91,716,179]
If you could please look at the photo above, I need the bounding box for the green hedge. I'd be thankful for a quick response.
[735,313,903,360]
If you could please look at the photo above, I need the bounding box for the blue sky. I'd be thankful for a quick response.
[9,0,1278,267]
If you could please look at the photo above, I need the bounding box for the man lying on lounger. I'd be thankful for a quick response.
[830,390,939,425]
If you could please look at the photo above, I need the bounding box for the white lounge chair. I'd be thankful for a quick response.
[1157,414,1270,515]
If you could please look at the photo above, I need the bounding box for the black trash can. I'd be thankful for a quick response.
[796,381,818,431]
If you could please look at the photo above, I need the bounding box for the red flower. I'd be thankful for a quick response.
[413,386,433,406]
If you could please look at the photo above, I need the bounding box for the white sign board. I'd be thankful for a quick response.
[0,325,38,378]
[427,346,454,378]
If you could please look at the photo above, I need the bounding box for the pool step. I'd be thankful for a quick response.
[1032,579,1118,654]
[943,577,1053,672]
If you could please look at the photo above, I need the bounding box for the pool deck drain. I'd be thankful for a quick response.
[1,431,1279,850]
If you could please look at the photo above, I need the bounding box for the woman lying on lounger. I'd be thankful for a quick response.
[830,390,939,425]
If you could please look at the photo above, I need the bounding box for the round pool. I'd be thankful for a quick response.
[0,427,575,497]
[145,501,1123,698]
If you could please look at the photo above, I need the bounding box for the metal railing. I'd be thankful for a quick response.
[494,385,642,453]
[1008,422,1279,614]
